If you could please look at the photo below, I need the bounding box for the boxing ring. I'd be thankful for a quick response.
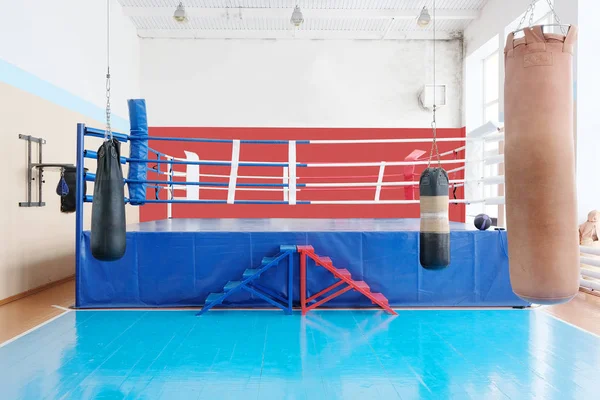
[74,101,529,309]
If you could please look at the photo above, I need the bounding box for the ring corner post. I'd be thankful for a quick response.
[300,249,307,316]
[288,250,294,314]
[126,99,148,207]
[75,123,85,308]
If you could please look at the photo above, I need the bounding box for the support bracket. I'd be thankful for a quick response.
[19,134,75,207]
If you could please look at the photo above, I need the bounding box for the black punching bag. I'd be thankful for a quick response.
[419,167,450,269]
[91,139,126,261]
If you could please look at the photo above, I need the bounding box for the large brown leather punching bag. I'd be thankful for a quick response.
[504,26,579,304]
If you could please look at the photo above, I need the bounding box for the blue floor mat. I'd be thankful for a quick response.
[1,309,598,399]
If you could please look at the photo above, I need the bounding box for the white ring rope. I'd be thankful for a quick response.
[155,177,502,191]
[145,121,506,206]
[308,137,493,144]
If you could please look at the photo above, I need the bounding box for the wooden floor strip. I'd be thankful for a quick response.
[0,279,75,343]
[0,275,75,307]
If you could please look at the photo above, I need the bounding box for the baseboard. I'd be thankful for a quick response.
[0,275,75,307]
[580,287,600,298]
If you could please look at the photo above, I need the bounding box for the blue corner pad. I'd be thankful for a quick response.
[126,99,148,205]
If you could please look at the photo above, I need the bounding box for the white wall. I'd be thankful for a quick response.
[0,0,140,300]
[140,39,463,128]
[0,0,140,129]
[576,0,600,221]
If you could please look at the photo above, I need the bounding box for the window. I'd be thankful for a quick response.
[482,51,499,124]
[536,13,553,26]
[465,35,501,224]
[482,51,500,220]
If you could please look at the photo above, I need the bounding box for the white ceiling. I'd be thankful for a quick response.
[118,0,489,40]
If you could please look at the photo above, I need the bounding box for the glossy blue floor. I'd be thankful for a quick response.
[1,309,599,400]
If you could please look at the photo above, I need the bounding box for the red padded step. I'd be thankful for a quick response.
[318,256,333,265]
[299,247,397,316]
[371,293,389,305]
[297,245,314,252]
[333,268,351,278]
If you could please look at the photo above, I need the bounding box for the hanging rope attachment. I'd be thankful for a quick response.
[515,0,567,35]
[104,0,113,141]
[427,0,441,169]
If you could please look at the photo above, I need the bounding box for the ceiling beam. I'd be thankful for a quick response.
[123,7,478,20]
[136,29,455,40]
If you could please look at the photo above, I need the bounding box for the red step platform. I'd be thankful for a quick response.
[297,245,397,316]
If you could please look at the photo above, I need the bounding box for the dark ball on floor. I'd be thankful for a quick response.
[474,213,492,231]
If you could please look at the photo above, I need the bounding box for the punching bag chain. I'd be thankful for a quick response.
[528,1,536,26]
[516,1,535,32]
[515,0,566,35]
[545,0,567,35]
[427,0,441,169]
[104,0,113,141]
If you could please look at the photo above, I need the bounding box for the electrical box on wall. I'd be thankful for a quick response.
[419,84,447,110]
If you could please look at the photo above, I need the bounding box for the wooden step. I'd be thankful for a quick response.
[224,281,241,292]
[333,268,351,279]
[354,281,370,292]
[206,292,224,304]
[243,269,260,279]
[371,293,389,305]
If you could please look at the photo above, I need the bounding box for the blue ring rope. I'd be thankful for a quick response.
[84,173,305,188]
[127,135,311,145]
[83,152,308,168]
[84,127,129,142]
[83,195,309,205]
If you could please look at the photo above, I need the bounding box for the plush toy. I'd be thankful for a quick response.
[579,210,600,246]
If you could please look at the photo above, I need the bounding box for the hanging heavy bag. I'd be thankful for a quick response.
[91,138,126,261]
[504,25,579,304]
[419,167,450,269]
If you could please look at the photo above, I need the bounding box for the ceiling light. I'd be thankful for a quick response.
[417,6,431,27]
[173,1,187,23]
[291,5,304,27]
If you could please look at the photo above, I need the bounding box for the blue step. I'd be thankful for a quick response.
[279,245,297,252]
[243,269,260,279]
[261,256,276,265]
[206,292,224,304]
[224,281,241,292]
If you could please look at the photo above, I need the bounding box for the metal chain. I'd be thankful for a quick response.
[104,0,112,141]
[516,0,567,35]
[428,108,441,168]
[529,1,536,26]
[515,1,536,32]
[546,0,567,35]
[106,69,112,141]
[428,0,441,169]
